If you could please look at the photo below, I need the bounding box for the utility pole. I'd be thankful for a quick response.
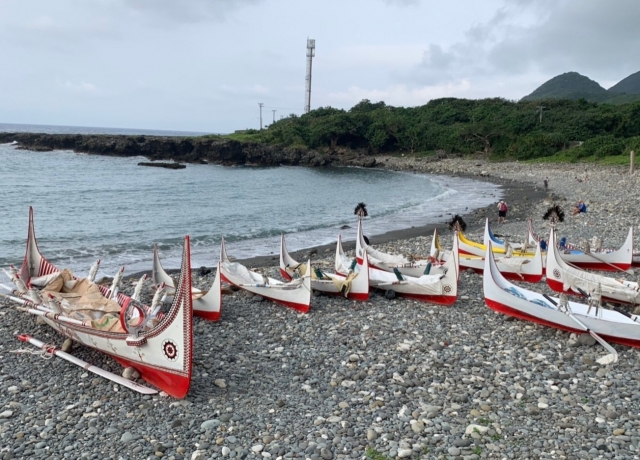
[258,103,264,130]
[305,38,315,113]
[537,105,545,123]
[272,109,276,124]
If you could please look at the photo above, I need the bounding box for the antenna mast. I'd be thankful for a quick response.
[305,38,315,114]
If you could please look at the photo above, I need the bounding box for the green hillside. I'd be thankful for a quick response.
[608,70,640,95]
[521,72,608,102]
[230,97,640,162]
[603,93,640,105]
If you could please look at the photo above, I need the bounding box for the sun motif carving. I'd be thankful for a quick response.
[443,285,452,293]
[553,269,561,279]
[162,339,178,362]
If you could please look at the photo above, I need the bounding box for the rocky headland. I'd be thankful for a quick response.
[0,132,377,168]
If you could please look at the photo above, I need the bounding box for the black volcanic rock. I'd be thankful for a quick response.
[138,162,186,169]
[0,133,376,169]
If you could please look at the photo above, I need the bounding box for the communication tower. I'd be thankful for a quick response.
[305,39,315,113]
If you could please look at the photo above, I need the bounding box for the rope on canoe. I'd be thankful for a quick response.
[10,343,56,360]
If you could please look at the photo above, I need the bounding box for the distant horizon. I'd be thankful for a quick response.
[0,121,216,136]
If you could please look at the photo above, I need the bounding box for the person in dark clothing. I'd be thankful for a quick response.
[497,200,508,224]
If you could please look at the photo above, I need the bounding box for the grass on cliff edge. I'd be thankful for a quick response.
[524,152,632,165]
[199,131,270,143]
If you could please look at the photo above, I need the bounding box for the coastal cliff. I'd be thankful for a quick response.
[0,132,377,168]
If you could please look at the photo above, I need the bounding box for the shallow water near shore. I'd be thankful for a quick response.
[0,143,504,274]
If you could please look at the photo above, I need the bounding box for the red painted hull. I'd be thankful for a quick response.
[485,298,640,348]
[221,274,310,313]
[566,261,631,271]
[112,355,191,399]
[280,268,293,281]
[314,290,370,301]
[195,310,221,321]
[348,292,369,301]
[501,272,543,283]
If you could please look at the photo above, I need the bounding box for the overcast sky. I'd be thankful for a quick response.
[1,0,638,133]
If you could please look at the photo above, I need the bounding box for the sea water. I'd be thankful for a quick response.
[0,132,503,275]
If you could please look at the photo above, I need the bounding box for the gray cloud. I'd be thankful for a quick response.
[413,0,640,92]
[489,0,640,82]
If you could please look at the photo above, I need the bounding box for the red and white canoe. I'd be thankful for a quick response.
[219,237,312,313]
[341,232,459,305]
[432,228,544,283]
[528,219,635,271]
[13,207,193,398]
[152,244,222,321]
[483,218,535,253]
[468,220,633,272]
[545,227,640,305]
[554,227,633,271]
[458,228,536,259]
[280,234,369,301]
[483,241,640,349]
[354,219,433,278]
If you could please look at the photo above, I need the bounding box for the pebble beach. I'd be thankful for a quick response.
[2,157,640,460]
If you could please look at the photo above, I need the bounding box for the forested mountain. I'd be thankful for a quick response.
[521,72,609,102]
[608,70,640,95]
[522,70,640,104]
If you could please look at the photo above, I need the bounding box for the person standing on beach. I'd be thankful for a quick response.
[497,200,508,224]
[543,177,549,190]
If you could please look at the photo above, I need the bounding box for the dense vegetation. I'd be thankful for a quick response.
[226,97,640,161]
[522,71,640,105]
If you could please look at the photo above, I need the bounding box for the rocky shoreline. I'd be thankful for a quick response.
[2,155,640,460]
[0,133,376,168]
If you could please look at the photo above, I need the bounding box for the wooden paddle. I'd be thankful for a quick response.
[17,334,158,395]
[543,294,618,365]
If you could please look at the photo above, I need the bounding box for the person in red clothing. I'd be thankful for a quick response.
[497,200,508,224]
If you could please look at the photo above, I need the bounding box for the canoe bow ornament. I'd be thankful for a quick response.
[354,202,368,219]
